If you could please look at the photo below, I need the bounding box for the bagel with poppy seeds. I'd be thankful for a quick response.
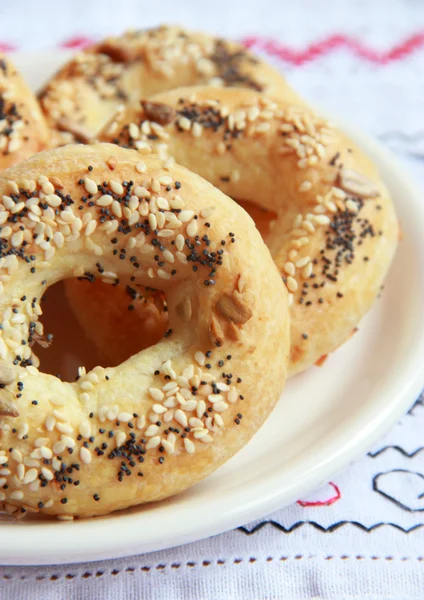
[38,25,298,147]
[0,143,289,518]
[0,55,50,169]
[66,87,398,376]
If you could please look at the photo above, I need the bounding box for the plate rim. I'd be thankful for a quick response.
[1,54,424,566]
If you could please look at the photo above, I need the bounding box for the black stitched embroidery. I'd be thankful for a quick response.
[407,398,423,415]
[373,469,424,512]
[238,520,424,535]
[368,446,424,458]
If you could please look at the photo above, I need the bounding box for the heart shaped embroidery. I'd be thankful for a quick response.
[373,469,424,512]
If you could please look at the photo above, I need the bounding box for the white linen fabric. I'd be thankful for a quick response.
[0,1,423,598]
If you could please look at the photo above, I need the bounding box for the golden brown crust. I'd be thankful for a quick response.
[72,87,398,376]
[0,143,289,518]
[0,55,50,168]
[38,25,297,145]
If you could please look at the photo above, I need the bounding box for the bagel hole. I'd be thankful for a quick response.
[236,199,277,241]
[35,279,168,382]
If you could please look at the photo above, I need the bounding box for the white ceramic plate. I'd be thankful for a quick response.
[1,53,424,566]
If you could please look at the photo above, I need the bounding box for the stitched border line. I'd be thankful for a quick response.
[2,554,424,582]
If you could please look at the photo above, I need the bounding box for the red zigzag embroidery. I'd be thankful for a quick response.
[242,32,424,65]
[4,32,422,65]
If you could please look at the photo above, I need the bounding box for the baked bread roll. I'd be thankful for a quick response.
[66,87,398,375]
[0,143,289,518]
[38,25,298,146]
[0,55,50,168]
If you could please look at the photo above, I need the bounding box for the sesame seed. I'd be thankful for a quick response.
[146,436,161,450]
[96,194,113,207]
[128,123,140,140]
[302,262,313,278]
[325,200,338,213]
[84,220,97,237]
[164,157,175,170]
[45,194,62,208]
[156,196,170,210]
[80,446,92,465]
[136,416,146,430]
[10,231,23,248]
[213,401,229,412]
[56,422,74,435]
[295,256,311,268]
[45,416,56,432]
[148,213,157,230]
[145,424,159,437]
[162,249,175,263]
[192,122,203,137]
[255,121,271,133]
[195,351,205,366]
[110,180,124,195]
[178,210,194,223]
[299,180,312,193]
[157,269,171,280]
[181,400,197,412]
[117,412,133,423]
[41,467,54,481]
[314,214,331,226]
[40,446,53,459]
[10,490,24,500]
[186,220,198,237]
[53,440,67,454]
[193,428,209,439]
[80,381,93,391]
[22,468,38,484]
[41,181,55,195]
[175,234,185,252]
[302,220,315,234]
[184,438,195,454]
[16,463,25,480]
[287,276,298,293]
[111,200,122,218]
[346,199,359,213]
[84,178,97,195]
[174,409,188,427]
[115,431,126,447]
[149,387,164,402]
[102,271,118,280]
[178,116,191,131]
[284,262,295,276]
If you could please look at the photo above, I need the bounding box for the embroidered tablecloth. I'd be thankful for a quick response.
[0,0,423,598]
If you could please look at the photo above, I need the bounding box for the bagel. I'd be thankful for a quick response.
[0,55,50,168]
[66,87,398,375]
[38,25,297,146]
[0,143,289,518]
